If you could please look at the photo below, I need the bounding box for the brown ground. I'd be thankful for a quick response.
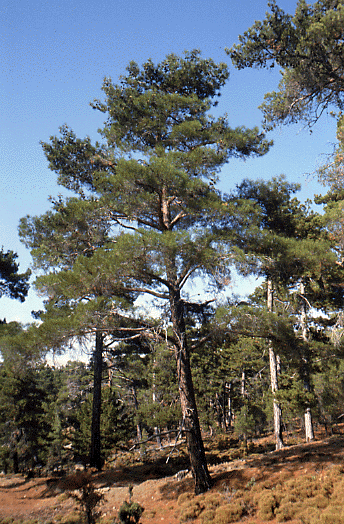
[1,430,344,523]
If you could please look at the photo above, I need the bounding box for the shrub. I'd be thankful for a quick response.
[275,501,299,522]
[118,501,144,524]
[214,502,244,524]
[256,492,278,520]
[200,509,216,524]
[64,471,105,524]
[319,507,343,524]
[177,492,193,505]
[313,494,330,509]
[202,492,224,509]
[118,485,144,524]
[179,500,205,522]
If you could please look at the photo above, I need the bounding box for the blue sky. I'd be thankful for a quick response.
[1,0,338,324]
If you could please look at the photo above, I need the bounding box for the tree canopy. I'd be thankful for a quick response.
[227,0,344,129]
[19,50,271,493]
[0,248,30,303]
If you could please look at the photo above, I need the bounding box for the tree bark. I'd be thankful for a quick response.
[241,370,246,397]
[90,330,103,470]
[267,278,284,451]
[131,384,145,457]
[300,281,315,442]
[152,360,163,449]
[269,345,284,450]
[170,287,212,494]
[224,381,233,431]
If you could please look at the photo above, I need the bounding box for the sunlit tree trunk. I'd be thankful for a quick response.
[300,281,315,442]
[224,381,233,431]
[267,278,284,451]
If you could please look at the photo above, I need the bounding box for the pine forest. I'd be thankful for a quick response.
[1,1,344,522]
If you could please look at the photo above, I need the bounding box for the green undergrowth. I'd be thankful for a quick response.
[177,464,344,524]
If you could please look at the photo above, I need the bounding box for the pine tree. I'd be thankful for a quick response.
[223,176,340,446]
[20,51,270,493]
[0,248,30,303]
[227,0,344,129]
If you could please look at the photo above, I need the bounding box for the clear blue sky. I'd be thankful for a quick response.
[1,0,338,324]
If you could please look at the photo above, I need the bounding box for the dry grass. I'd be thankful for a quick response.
[2,428,344,523]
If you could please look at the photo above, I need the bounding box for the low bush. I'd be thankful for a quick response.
[214,502,244,524]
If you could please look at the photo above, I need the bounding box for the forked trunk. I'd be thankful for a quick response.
[170,288,212,494]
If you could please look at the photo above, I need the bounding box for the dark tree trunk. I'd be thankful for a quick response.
[170,288,212,494]
[90,330,103,470]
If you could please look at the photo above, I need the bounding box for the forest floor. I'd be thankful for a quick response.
[1,427,344,524]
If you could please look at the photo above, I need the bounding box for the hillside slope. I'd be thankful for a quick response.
[1,432,344,524]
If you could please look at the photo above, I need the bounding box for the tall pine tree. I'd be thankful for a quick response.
[20,51,270,493]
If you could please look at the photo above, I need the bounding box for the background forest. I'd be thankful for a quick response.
[1,0,344,498]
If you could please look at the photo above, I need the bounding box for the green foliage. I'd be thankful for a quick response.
[43,361,93,471]
[118,501,144,524]
[136,343,181,430]
[18,50,272,494]
[72,385,131,465]
[318,115,344,193]
[234,402,266,440]
[0,360,57,473]
[118,485,144,524]
[0,248,30,303]
[228,0,344,129]
[313,360,344,426]
[191,333,268,434]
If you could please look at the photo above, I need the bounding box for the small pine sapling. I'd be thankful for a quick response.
[118,485,144,524]
[64,470,105,524]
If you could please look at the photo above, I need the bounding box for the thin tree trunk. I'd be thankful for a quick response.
[241,370,246,397]
[300,281,315,442]
[170,287,212,494]
[152,365,162,449]
[131,385,143,454]
[269,346,284,450]
[90,330,103,469]
[225,381,232,431]
[267,278,284,451]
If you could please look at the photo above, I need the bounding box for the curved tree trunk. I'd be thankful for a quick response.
[170,288,212,494]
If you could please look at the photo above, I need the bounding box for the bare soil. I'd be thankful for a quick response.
[1,430,344,523]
